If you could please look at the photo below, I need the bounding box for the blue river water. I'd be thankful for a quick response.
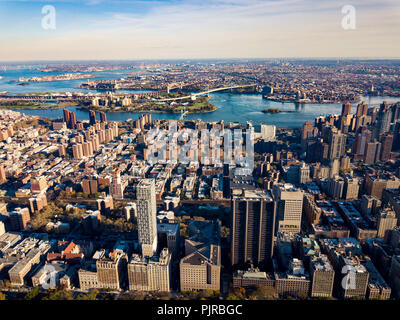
[1,67,399,128]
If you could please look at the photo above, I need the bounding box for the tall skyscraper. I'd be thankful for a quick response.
[393,121,400,151]
[99,111,107,123]
[137,179,158,257]
[364,140,382,165]
[63,108,70,124]
[353,126,371,158]
[72,143,84,159]
[356,102,369,117]
[376,102,392,137]
[380,133,394,162]
[301,121,317,151]
[272,184,304,235]
[341,102,351,116]
[327,128,346,160]
[231,189,275,268]
[69,111,77,129]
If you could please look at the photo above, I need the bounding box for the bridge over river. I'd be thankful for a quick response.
[154,84,257,102]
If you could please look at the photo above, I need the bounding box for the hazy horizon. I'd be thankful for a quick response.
[1,0,400,61]
[2,57,400,64]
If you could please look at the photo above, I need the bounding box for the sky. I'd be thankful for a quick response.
[0,0,399,61]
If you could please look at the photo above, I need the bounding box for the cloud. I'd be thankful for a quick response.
[0,0,399,60]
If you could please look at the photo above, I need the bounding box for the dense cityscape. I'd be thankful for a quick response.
[1,0,400,316]
[2,60,400,115]
[0,57,400,303]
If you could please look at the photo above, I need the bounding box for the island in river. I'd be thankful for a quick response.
[262,108,297,114]
[79,95,218,114]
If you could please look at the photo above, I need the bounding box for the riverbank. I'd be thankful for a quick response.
[8,93,400,129]
[0,102,78,110]
[262,96,361,104]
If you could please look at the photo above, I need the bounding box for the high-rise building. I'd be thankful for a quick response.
[327,177,345,199]
[124,203,137,221]
[309,254,335,298]
[63,108,70,124]
[9,207,31,231]
[137,179,158,257]
[340,156,351,172]
[364,141,381,165]
[82,178,98,195]
[327,128,346,160]
[72,143,84,159]
[320,238,369,299]
[301,121,318,151]
[157,217,180,258]
[82,141,93,157]
[0,221,5,236]
[380,133,394,162]
[272,184,304,235]
[343,176,359,200]
[0,164,6,182]
[356,102,369,117]
[287,163,310,185]
[89,110,96,125]
[69,111,77,129]
[377,207,397,238]
[365,173,400,199]
[29,193,47,213]
[58,144,67,157]
[259,124,276,142]
[99,111,107,123]
[298,163,310,184]
[376,102,392,137]
[360,195,381,217]
[342,102,351,117]
[389,256,400,298]
[393,121,400,151]
[353,126,371,158]
[128,248,171,292]
[231,189,275,268]
[96,250,128,290]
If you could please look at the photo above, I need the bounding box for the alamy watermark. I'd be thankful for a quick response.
[341,265,356,290]
[40,264,57,289]
[41,5,56,30]
[341,5,356,30]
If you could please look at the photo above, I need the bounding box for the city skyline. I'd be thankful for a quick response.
[1,0,400,306]
[0,0,400,61]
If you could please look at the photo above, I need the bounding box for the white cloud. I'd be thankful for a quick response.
[0,0,399,60]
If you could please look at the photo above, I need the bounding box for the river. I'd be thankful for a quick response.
[1,67,399,128]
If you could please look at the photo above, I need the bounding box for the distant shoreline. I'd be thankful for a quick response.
[262,96,362,104]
